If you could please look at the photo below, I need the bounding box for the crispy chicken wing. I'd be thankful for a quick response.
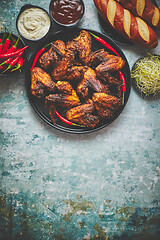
[65,66,86,82]
[73,30,92,65]
[52,30,92,81]
[77,67,110,99]
[66,101,99,128]
[89,49,110,67]
[46,81,80,109]
[52,40,76,81]
[95,56,125,74]
[97,72,122,99]
[92,92,122,120]
[31,67,56,98]
[55,81,74,95]
[46,94,80,109]
[39,40,65,69]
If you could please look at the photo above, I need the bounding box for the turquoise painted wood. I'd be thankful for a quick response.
[0,0,160,239]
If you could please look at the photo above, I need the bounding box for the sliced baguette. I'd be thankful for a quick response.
[116,0,160,29]
[93,0,158,48]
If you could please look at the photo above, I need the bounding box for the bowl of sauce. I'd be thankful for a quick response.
[16,4,51,41]
[49,0,85,27]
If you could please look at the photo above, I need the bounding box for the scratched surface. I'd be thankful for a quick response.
[0,0,160,239]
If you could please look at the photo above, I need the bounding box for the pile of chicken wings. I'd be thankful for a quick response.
[31,30,125,128]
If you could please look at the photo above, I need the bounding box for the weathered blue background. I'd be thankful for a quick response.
[0,0,160,239]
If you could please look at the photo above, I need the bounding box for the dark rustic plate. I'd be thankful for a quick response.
[0,33,28,76]
[25,28,131,134]
[98,0,158,45]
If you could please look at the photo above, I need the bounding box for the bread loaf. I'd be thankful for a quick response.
[116,0,160,30]
[93,0,158,48]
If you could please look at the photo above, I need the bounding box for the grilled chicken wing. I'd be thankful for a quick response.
[66,101,99,128]
[52,40,76,81]
[73,30,92,65]
[92,93,122,120]
[46,94,80,109]
[46,81,80,109]
[65,66,86,82]
[31,67,56,98]
[97,72,122,99]
[52,30,92,80]
[56,81,79,96]
[95,56,125,74]
[39,40,65,69]
[77,67,109,99]
[89,49,110,67]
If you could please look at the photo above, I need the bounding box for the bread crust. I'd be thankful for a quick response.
[116,0,160,29]
[93,0,158,48]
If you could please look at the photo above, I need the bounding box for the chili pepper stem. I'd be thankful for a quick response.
[0,61,5,66]
[11,66,21,72]
[89,32,98,39]
[122,91,125,105]
[44,42,51,48]
[72,123,85,127]
[2,65,11,73]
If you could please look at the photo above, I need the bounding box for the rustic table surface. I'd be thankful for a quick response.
[0,0,160,239]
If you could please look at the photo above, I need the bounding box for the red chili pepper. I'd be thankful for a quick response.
[0,45,28,59]
[55,110,85,127]
[0,56,12,66]
[119,71,126,105]
[1,31,12,54]
[11,57,24,72]
[89,32,120,56]
[0,33,6,54]
[6,35,20,54]
[30,43,51,71]
[0,51,23,67]
[2,53,23,73]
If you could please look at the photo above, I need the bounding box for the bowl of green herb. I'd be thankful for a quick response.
[131,54,160,98]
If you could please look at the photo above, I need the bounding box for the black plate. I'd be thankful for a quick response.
[0,33,28,76]
[98,0,158,45]
[25,28,131,134]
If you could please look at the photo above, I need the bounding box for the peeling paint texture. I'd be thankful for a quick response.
[0,0,160,239]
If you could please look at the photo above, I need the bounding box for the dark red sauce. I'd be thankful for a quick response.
[50,0,84,25]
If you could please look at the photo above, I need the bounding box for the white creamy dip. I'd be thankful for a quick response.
[17,7,51,40]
